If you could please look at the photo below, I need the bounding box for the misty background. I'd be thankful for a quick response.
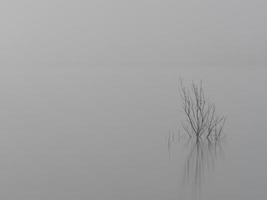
[1,0,267,67]
[1,1,267,200]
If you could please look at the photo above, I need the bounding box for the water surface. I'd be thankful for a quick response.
[0,67,266,199]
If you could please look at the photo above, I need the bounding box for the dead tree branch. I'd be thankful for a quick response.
[179,80,226,139]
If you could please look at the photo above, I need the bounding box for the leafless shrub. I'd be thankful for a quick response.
[179,80,226,139]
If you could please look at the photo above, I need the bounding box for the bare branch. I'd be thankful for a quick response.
[179,80,226,139]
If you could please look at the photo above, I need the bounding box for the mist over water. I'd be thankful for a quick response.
[2,0,267,198]
[0,67,266,199]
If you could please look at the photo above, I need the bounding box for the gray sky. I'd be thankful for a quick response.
[1,2,267,199]
[1,0,267,67]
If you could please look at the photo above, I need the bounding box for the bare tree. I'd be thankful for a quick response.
[179,80,226,139]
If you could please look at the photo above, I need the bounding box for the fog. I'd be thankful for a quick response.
[1,1,267,199]
[1,0,267,67]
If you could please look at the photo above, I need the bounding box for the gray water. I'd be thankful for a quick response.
[1,67,267,199]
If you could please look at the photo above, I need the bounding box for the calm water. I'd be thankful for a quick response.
[0,67,267,199]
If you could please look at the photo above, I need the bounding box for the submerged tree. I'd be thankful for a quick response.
[179,80,226,140]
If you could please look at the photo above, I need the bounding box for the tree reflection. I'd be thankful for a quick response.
[182,138,224,198]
